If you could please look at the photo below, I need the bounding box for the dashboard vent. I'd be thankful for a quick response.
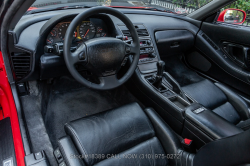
[120,25,149,37]
[136,29,149,36]
[10,53,31,80]
[121,30,131,37]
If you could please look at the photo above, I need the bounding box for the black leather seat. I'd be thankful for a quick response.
[182,80,250,130]
[58,102,250,166]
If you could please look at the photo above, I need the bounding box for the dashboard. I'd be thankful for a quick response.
[46,18,109,46]
[10,9,199,82]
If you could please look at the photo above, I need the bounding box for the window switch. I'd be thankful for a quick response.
[54,148,64,163]
[34,152,43,160]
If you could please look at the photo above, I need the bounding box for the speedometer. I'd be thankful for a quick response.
[58,23,69,40]
[79,21,96,40]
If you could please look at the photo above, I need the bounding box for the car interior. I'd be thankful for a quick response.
[1,0,250,166]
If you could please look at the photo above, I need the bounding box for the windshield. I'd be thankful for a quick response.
[30,0,213,15]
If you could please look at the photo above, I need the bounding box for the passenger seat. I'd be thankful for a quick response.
[182,79,250,130]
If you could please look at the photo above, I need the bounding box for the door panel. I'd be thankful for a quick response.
[187,22,250,96]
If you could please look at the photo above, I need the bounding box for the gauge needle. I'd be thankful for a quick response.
[47,39,51,43]
[50,32,54,36]
[84,29,89,38]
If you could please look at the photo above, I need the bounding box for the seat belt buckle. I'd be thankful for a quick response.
[181,138,195,153]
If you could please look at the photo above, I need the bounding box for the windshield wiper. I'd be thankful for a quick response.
[25,5,96,15]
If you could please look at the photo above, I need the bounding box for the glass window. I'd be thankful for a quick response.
[30,0,213,15]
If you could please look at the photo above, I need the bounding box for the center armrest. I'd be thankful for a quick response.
[184,103,243,140]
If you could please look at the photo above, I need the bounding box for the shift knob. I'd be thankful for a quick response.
[156,60,165,77]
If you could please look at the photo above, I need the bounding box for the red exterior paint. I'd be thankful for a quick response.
[27,7,38,11]
[0,51,25,166]
[217,8,247,25]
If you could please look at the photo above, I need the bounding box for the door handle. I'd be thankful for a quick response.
[222,42,250,69]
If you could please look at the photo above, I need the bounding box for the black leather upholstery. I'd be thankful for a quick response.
[58,102,250,166]
[182,80,250,127]
[61,102,183,166]
[58,136,86,166]
[193,129,250,166]
[185,103,243,140]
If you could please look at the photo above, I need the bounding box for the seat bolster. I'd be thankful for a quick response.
[193,129,250,166]
[144,108,183,165]
[178,150,195,166]
[215,83,250,120]
[237,119,250,131]
[58,136,86,166]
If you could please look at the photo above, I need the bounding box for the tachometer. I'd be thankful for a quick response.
[79,21,96,40]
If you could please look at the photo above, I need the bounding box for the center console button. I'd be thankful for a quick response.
[193,107,206,114]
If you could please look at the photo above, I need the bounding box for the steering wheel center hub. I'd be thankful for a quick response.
[63,6,139,90]
[85,37,126,76]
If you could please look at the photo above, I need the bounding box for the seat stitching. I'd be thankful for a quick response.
[58,139,72,166]
[148,139,154,166]
[93,136,158,165]
[66,124,89,163]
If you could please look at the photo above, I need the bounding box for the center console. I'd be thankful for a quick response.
[125,25,244,151]
[132,57,244,150]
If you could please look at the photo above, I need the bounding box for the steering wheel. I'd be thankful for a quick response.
[63,6,140,90]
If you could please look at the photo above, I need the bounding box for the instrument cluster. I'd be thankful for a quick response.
[46,18,108,45]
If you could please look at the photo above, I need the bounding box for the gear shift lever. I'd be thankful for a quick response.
[152,61,165,90]
[156,60,165,77]
[150,60,189,101]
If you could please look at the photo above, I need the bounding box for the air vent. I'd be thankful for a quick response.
[121,30,131,37]
[136,29,149,36]
[10,53,31,80]
[120,25,149,37]
[202,34,218,50]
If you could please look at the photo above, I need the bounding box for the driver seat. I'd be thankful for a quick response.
[57,102,250,166]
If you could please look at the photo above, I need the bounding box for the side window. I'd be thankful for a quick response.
[217,0,250,27]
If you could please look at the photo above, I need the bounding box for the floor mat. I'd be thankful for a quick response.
[44,77,142,148]
[162,55,204,87]
[21,94,57,166]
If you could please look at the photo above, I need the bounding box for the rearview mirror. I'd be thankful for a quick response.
[217,8,246,24]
